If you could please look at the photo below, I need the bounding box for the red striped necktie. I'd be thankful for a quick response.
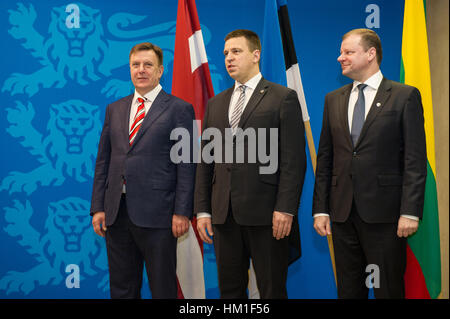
[129,97,146,145]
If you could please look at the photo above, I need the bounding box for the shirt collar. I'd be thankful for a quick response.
[133,84,162,104]
[352,70,383,92]
[234,72,262,91]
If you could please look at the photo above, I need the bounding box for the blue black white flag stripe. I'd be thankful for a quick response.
[262,0,310,122]
[257,0,336,299]
[278,1,310,122]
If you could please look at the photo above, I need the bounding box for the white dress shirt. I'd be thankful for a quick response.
[129,84,162,131]
[347,70,383,130]
[228,72,262,123]
[314,70,418,221]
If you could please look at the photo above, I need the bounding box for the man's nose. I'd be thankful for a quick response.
[337,54,344,62]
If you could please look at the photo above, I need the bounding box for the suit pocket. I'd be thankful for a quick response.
[259,173,278,185]
[378,175,403,186]
[379,111,398,117]
[152,179,176,190]
[252,110,275,117]
[250,111,276,123]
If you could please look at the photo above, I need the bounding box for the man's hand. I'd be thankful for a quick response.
[197,217,214,244]
[172,214,189,238]
[92,211,107,237]
[313,215,332,237]
[272,211,293,240]
[397,216,419,238]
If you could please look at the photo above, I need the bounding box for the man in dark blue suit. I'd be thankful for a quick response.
[90,43,196,299]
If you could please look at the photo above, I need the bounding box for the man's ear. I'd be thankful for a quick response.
[367,47,377,63]
[158,64,164,79]
[253,50,261,64]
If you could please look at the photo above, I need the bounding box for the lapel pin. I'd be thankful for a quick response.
[376,102,381,107]
[260,89,264,94]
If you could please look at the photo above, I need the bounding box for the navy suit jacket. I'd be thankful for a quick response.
[90,89,196,228]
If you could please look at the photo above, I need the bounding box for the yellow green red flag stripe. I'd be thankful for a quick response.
[400,0,441,299]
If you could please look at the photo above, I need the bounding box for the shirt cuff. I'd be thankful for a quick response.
[197,212,211,219]
[313,213,330,218]
[401,214,419,221]
[280,212,294,217]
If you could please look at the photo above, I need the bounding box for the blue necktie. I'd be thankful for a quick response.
[351,84,367,146]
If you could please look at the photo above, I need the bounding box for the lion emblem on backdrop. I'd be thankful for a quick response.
[3,3,108,96]
[1,2,194,99]
[1,99,102,195]
[0,197,108,295]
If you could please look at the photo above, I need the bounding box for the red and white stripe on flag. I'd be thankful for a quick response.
[172,0,214,299]
[172,0,214,125]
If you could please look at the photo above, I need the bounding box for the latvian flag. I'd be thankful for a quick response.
[172,0,214,299]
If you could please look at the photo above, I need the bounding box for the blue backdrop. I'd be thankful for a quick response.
[0,0,404,299]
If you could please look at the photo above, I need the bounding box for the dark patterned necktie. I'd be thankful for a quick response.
[351,84,367,146]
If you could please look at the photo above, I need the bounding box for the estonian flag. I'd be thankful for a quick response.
[261,0,310,122]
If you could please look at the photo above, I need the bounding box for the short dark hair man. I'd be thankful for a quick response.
[313,29,427,298]
[194,29,307,298]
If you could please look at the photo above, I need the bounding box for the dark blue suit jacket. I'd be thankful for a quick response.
[90,90,196,228]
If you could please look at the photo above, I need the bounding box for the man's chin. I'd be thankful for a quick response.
[341,69,352,77]
[227,70,236,79]
[135,85,155,95]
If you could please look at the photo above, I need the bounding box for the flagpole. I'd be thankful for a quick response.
[304,121,316,173]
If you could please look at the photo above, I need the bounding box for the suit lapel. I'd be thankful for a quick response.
[121,94,134,147]
[339,84,353,148]
[128,90,170,151]
[356,77,392,147]
[220,87,234,129]
[238,78,269,129]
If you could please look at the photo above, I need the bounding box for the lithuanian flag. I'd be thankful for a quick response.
[401,0,441,299]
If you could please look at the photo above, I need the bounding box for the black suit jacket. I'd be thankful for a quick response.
[90,90,196,228]
[313,77,427,223]
[194,78,306,260]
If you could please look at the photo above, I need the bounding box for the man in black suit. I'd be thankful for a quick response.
[313,29,427,298]
[194,29,306,298]
[90,43,196,298]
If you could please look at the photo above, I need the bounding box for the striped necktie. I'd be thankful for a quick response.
[129,97,146,145]
[230,85,246,134]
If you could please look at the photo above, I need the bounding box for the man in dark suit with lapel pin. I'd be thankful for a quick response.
[313,29,427,298]
[90,42,196,299]
[194,29,307,298]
